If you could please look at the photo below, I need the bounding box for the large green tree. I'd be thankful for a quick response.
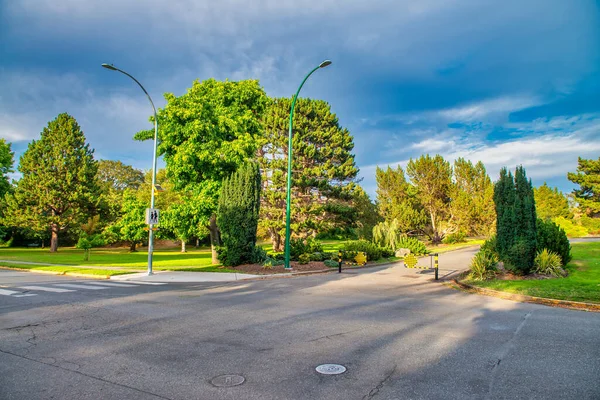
[533,183,572,220]
[450,158,495,236]
[0,139,14,199]
[217,162,261,266]
[406,154,452,243]
[5,113,99,252]
[258,97,359,251]
[96,160,145,225]
[352,187,382,240]
[568,157,600,217]
[135,79,269,263]
[104,190,147,252]
[375,165,427,233]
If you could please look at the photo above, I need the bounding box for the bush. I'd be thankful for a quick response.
[506,238,535,275]
[262,257,284,269]
[480,236,497,256]
[372,219,403,250]
[309,252,325,262]
[298,253,311,264]
[251,246,268,264]
[216,162,261,266]
[289,238,323,260]
[342,240,389,261]
[443,232,466,244]
[533,249,563,277]
[469,249,497,280]
[324,259,339,268]
[553,216,588,238]
[537,219,571,266]
[580,215,600,235]
[396,236,428,256]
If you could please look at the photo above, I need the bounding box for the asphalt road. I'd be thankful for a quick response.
[1,250,599,400]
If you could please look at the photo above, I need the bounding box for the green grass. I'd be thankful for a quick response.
[466,242,600,303]
[0,246,220,271]
[426,239,485,254]
[0,262,134,276]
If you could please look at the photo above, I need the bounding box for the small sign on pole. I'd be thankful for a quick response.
[145,208,160,225]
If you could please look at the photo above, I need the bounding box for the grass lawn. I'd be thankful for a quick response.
[0,246,236,273]
[466,241,600,303]
[426,239,485,254]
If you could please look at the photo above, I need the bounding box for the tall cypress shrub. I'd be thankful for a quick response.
[494,168,515,261]
[217,162,262,266]
[493,166,537,274]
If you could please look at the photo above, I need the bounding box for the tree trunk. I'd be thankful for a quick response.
[129,242,137,252]
[181,240,186,253]
[209,214,220,264]
[270,228,282,252]
[50,225,59,252]
[195,238,200,248]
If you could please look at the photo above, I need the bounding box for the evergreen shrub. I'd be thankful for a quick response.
[536,219,571,265]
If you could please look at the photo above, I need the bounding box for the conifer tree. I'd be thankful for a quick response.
[217,162,262,266]
[568,157,600,217]
[5,113,99,252]
[494,168,516,261]
[258,97,358,251]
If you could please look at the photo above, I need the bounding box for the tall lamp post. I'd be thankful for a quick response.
[102,63,158,276]
[284,60,332,270]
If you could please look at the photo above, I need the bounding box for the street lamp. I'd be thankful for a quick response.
[284,60,332,269]
[102,63,158,276]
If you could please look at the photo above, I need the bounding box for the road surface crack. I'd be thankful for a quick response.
[0,348,173,400]
[363,364,397,400]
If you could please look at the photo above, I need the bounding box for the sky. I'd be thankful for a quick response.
[1,0,599,199]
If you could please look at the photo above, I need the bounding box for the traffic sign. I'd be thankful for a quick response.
[145,208,160,225]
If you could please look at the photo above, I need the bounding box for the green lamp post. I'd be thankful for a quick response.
[101,63,158,276]
[284,60,332,269]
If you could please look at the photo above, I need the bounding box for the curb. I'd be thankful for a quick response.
[452,279,600,312]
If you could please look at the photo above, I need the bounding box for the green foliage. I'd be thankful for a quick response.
[0,138,14,198]
[469,249,497,280]
[536,219,571,265]
[324,259,339,268]
[372,219,404,250]
[309,252,326,262]
[533,249,563,277]
[480,236,498,257]
[217,163,262,266]
[352,186,382,240]
[406,154,453,243]
[135,79,268,260]
[103,190,148,251]
[568,157,600,216]
[376,165,427,233]
[289,237,323,260]
[494,166,537,274]
[262,257,285,268]
[443,232,467,244]
[396,236,428,256]
[75,233,105,261]
[4,113,99,252]
[342,240,392,261]
[450,159,496,236]
[533,183,572,220]
[552,216,589,238]
[258,97,359,251]
[298,253,311,264]
[251,246,268,264]
[580,215,600,235]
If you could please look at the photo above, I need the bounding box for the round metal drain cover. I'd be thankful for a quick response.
[210,374,245,387]
[316,364,347,375]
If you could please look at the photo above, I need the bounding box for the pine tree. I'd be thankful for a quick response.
[533,183,572,220]
[568,157,600,217]
[4,113,99,252]
[258,97,358,251]
[217,162,262,266]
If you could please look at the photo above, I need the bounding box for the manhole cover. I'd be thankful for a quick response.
[210,374,245,387]
[316,364,347,375]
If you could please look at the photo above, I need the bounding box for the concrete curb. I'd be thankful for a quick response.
[452,279,600,312]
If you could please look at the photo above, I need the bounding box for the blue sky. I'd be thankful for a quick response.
[1,0,599,199]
